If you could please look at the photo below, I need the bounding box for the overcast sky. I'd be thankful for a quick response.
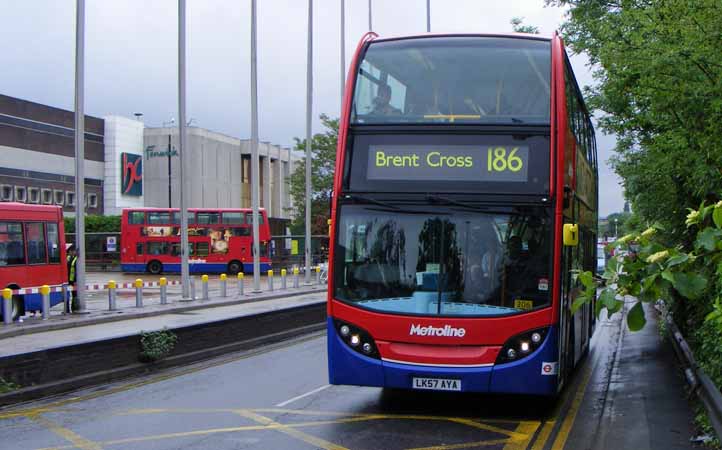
[0,0,624,216]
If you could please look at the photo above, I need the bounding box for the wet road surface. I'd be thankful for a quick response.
[0,305,698,450]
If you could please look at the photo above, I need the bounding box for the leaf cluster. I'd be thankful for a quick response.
[574,200,722,333]
[139,328,178,363]
[287,114,338,236]
[547,0,722,242]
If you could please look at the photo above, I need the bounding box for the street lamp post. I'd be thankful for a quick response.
[614,218,619,238]
[163,119,175,208]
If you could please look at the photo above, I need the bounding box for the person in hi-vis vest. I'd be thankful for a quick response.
[66,244,79,312]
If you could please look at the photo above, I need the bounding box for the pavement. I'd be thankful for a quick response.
[0,300,703,450]
[0,271,326,341]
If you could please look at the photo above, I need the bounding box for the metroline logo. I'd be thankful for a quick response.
[409,324,466,337]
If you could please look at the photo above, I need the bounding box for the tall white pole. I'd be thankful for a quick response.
[304,0,313,285]
[368,0,372,31]
[340,0,345,106]
[250,0,262,292]
[178,0,190,298]
[426,0,431,32]
[73,0,86,312]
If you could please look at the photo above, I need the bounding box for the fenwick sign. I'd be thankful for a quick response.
[145,145,178,158]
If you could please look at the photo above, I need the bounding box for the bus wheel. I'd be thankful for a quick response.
[147,260,163,275]
[228,260,242,275]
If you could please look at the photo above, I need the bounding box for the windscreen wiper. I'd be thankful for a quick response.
[343,194,401,210]
[425,195,515,214]
[344,194,444,215]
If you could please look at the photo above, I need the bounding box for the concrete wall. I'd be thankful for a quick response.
[143,127,298,218]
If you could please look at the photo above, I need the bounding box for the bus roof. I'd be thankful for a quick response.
[368,32,553,44]
[123,207,267,212]
[0,202,63,215]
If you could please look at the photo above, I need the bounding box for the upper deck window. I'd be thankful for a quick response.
[351,37,551,125]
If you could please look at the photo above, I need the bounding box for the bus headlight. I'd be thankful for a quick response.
[496,327,549,364]
[333,319,379,359]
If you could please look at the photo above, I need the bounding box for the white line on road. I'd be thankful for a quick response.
[275,384,331,407]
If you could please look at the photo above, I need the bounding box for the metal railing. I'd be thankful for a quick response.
[666,315,722,440]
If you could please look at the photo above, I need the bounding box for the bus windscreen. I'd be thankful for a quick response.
[351,37,551,125]
[333,204,552,317]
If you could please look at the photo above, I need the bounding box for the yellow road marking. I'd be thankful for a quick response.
[550,361,595,450]
[503,421,540,450]
[236,409,350,450]
[407,438,513,450]
[29,414,103,450]
[447,417,534,440]
[530,420,555,450]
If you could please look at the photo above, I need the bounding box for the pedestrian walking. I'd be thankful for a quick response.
[66,244,79,312]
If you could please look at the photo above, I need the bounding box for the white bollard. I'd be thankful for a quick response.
[108,280,117,311]
[41,285,51,320]
[281,269,287,289]
[237,272,244,296]
[2,288,11,325]
[267,270,274,291]
[220,274,227,297]
[159,277,168,304]
[202,275,209,300]
[135,279,143,308]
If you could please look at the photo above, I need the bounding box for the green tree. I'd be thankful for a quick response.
[547,0,722,243]
[287,114,338,235]
[510,17,540,34]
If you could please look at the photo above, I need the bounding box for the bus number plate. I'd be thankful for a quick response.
[412,377,461,391]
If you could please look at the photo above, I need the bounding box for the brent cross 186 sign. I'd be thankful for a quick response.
[121,152,143,196]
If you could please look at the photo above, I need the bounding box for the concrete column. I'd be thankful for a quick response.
[276,146,284,218]
[263,145,271,215]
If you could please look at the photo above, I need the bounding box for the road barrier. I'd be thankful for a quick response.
[108,280,117,310]
[220,274,227,298]
[667,315,722,441]
[2,267,328,325]
[159,277,168,304]
[202,275,209,301]
[134,279,143,308]
[2,289,11,325]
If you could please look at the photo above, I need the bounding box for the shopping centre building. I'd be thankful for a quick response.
[0,94,299,230]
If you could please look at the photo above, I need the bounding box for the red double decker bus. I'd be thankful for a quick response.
[0,203,67,320]
[121,208,272,275]
[327,33,598,395]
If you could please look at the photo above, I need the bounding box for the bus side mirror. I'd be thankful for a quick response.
[563,224,579,246]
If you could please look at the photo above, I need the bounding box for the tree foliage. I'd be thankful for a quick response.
[287,114,338,235]
[510,17,540,34]
[64,215,121,234]
[548,0,722,242]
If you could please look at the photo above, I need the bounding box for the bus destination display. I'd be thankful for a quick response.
[367,144,529,182]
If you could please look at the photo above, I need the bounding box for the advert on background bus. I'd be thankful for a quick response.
[0,203,67,321]
[327,32,598,396]
[121,208,272,275]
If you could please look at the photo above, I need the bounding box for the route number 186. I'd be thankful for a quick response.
[487,147,523,173]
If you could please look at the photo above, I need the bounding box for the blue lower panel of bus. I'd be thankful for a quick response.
[22,291,65,312]
[327,318,559,396]
[121,263,272,274]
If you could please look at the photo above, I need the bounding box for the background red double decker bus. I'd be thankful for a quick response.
[121,208,272,275]
[0,203,67,320]
[327,32,598,396]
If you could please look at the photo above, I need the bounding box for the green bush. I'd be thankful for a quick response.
[139,328,178,363]
[65,215,121,234]
[0,378,19,394]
